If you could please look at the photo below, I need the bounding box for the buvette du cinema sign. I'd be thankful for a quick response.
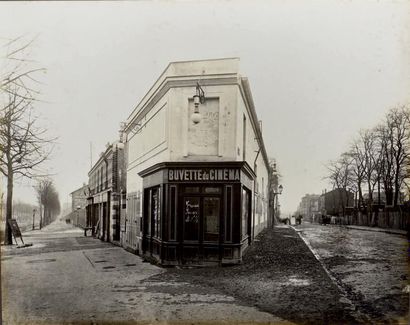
[168,168,240,182]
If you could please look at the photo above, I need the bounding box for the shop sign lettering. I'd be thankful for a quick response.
[168,168,240,182]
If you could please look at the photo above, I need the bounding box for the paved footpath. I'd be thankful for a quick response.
[1,220,289,324]
[294,223,409,324]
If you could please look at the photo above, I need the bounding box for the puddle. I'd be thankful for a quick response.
[278,276,311,287]
[287,278,310,286]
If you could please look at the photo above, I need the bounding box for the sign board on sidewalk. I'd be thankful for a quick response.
[8,219,22,238]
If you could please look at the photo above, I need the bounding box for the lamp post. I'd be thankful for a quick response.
[271,184,283,227]
[191,82,205,124]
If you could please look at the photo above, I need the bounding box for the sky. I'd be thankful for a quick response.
[1,0,409,215]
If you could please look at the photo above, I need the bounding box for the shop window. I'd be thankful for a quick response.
[184,197,199,241]
[203,197,220,242]
[152,188,160,238]
[242,188,250,239]
[146,191,151,236]
[169,186,177,241]
[225,186,232,242]
[144,187,160,238]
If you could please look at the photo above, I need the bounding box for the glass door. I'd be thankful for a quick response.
[183,197,200,241]
[203,197,220,242]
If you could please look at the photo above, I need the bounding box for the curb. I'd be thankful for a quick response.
[344,225,407,236]
[290,226,370,323]
[304,222,407,236]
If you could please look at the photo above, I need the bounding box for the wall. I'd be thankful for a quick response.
[236,86,269,236]
[168,85,238,161]
[125,94,169,251]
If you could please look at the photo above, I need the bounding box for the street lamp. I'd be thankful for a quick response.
[271,184,283,227]
[191,82,205,124]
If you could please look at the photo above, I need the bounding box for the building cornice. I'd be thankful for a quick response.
[124,76,239,133]
[239,78,270,169]
[88,144,114,176]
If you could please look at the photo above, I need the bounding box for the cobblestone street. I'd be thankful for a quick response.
[295,223,409,323]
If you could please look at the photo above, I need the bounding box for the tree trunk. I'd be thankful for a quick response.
[39,204,43,229]
[377,179,381,205]
[393,176,400,207]
[358,184,364,210]
[5,171,13,245]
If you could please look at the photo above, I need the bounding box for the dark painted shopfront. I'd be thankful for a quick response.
[139,162,255,265]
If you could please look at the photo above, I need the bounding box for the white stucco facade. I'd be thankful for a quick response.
[122,58,270,264]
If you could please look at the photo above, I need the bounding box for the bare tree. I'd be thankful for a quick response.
[0,37,53,245]
[326,153,355,216]
[375,106,410,207]
[34,178,60,228]
[385,106,410,206]
[349,138,366,209]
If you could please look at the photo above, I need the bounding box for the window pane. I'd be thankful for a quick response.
[152,188,160,238]
[170,186,176,240]
[225,186,232,242]
[204,187,221,194]
[204,197,220,242]
[184,197,199,241]
[242,188,249,238]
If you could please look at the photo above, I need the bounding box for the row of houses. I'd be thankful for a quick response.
[70,58,274,266]
[296,189,354,222]
[296,188,405,222]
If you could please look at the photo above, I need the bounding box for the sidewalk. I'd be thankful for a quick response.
[1,219,105,258]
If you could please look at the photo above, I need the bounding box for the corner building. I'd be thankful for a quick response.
[123,58,271,265]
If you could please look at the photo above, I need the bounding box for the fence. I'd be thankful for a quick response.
[333,210,409,231]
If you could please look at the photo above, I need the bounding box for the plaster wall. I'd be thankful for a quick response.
[168,85,237,161]
[236,89,269,235]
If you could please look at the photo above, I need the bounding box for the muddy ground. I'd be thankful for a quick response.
[148,226,359,325]
[297,223,409,324]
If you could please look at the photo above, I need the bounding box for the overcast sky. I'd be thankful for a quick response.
[1,0,409,215]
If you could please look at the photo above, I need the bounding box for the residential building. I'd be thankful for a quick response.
[122,58,271,265]
[297,194,320,222]
[68,184,88,227]
[319,188,354,216]
[86,141,126,243]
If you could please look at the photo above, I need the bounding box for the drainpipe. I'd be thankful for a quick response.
[252,148,261,241]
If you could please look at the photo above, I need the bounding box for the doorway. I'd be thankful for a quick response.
[181,186,222,262]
